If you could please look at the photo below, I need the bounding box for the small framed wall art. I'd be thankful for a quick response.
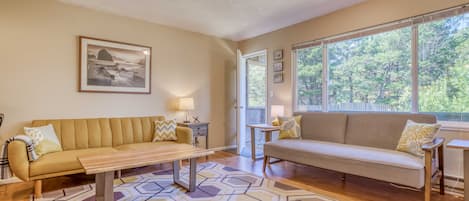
[273,49,283,60]
[273,61,283,72]
[273,72,284,83]
[79,36,152,94]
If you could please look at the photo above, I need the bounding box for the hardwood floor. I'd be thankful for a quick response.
[0,151,463,201]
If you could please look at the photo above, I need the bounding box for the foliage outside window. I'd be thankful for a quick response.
[247,57,267,108]
[296,46,323,111]
[295,12,469,122]
[328,28,412,112]
[418,14,469,121]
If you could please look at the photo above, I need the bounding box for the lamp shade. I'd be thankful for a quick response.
[179,98,194,110]
[271,105,284,118]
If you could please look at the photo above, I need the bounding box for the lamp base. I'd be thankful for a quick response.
[183,120,191,123]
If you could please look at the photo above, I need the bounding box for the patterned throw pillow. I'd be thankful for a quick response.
[153,120,178,142]
[277,115,302,139]
[396,120,441,157]
[24,124,62,157]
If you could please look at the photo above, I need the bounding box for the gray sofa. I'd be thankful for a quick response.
[263,112,444,201]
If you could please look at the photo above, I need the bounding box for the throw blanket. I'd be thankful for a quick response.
[0,135,38,179]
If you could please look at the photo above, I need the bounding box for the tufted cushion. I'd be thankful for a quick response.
[31,116,165,150]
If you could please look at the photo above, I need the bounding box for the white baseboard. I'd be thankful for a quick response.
[208,145,237,152]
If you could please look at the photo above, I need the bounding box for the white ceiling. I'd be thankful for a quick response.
[59,0,364,41]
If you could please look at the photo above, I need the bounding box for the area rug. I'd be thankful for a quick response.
[34,162,336,201]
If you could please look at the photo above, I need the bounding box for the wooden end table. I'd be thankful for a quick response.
[246,124,280,161]
[447,139,469,201]
[178,122,209,149]
[79,144,213,201]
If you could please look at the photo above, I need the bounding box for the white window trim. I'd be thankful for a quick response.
[291,50,298,112]
[411,25,419,113]
[321,42,328,112]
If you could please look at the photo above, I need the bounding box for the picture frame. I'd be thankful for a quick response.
[273,49,283,60]
[273,61,283,72]
[0,113,4,128]
[79,36,152,94]
[273,72,284,83]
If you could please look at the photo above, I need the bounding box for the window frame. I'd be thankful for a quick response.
[292,5,469,122]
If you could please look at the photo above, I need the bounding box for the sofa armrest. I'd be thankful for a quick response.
[422,137,445,151]
[176,126,193,145]
[7,140,30,181]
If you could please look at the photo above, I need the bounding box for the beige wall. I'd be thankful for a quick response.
[239,0,469,178]
[0,0,238,149]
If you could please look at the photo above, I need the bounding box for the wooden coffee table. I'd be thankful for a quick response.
[79,144,214,201]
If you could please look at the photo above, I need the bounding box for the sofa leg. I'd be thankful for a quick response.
[262,156,269,172]
[424,150,432,201]
[438,145,445,195]
[34,180,42,198]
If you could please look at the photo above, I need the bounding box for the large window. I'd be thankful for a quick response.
[296,46,323,111]
[328,28,412,112]
[418,14,469,121]
[294,9,469,122]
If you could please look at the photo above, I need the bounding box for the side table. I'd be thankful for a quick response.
[177,122,209,149]
[447,139,469,201]
[246,124,280,161]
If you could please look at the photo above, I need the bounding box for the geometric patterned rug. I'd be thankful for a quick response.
[34,162,337,201]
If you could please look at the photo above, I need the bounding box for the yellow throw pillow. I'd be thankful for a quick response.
[396,120,441,157]
[271,118,280,126]
[278,115,302,139]
[24,124,62,157]
[153,120,178,141]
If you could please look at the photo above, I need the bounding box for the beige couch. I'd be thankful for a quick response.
[8,116,193,197]
[263,112,444,201]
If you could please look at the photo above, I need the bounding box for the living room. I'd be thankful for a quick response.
[1,0,468,200]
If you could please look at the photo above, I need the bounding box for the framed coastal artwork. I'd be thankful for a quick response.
[79,36,151,94]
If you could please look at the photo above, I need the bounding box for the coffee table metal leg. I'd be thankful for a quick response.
[173,159,197,192]
[95,171,114,201]
[189,158,196,192]
[173,160,180,182]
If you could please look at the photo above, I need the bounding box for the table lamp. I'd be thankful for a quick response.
[271,105,285,118]
[271,105,284,126]
[179,98,194,123]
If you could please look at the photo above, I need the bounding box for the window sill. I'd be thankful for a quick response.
[439,121,469,132]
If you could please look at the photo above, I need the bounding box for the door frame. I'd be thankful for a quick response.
[236,49,268,155]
